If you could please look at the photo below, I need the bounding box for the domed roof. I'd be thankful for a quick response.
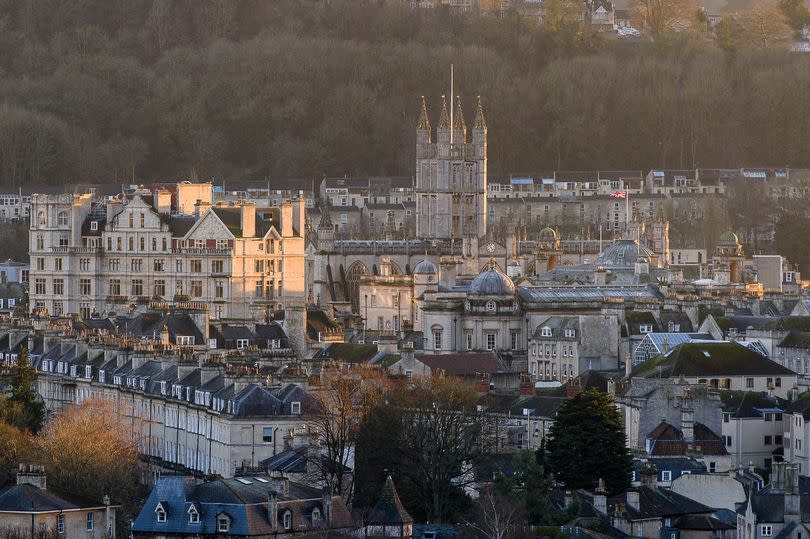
[413,258,437,275]
[593,239,655,269]
[718,230,740,246]
[539,227,558,243]
[470,264,515,295]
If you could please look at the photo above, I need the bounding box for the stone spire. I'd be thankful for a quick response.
[318,202,332,229]
[453,96,466,132]
[437,96,450,129]
[416,96,431,131]
[473,96,487,130]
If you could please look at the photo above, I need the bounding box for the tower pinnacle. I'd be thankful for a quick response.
[417,96,431,131]
[473,96,487,130]
[437,96,450,129]
[453,96,466,132]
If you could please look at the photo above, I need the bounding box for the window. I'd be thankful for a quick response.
[36,234,44,250]
[132,279,143,296]
[661,470,672,481]
[86,512,94,531]
[139,237,145,251]
[724,435,732,447]
[486,333,496,351]
[110,279,121,296]
[131,259,142,272]
[709,461,716,473]
[486,300,496,312]
[764,436,773,445]
[761,525,773,537]
[255,260,264,273]
[723,412,730,423]
[36,258,44,270]
[776,435,783,445]
[140,212,145,228]
[191,280,202,297]
[236,339,249,350]
[38,211,46,226]
[54,258,62,271]
[212,260,224,273]
[433,329,442,350]
[57,211,68,226]
[188,506,199,524]
[156,505,167,523]
[215,281,224,298]
[564,329,576,338]
[639,324,653,334]
[176,335,195,346]
[746,377,754,388]
[191,260,202,273]
[109,258,120,271]
[466,333,473,350]
[283,510,292,530]
[80,279,91,295]
[217,516,229,533]
[154,280,166,297]
[53,278,64,295]
[35,278,45,295]
[291,401,301,414]
[57,514,65,533]
[80,258,90,271]
[312,508,321,527]
[154,259,165,272]
[262,427,273,443]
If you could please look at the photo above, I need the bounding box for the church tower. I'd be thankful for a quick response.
[415,96,488,240]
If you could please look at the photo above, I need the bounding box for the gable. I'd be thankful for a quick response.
[183,210,234,242]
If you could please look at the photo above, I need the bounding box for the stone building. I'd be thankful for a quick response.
[28,182,306,321]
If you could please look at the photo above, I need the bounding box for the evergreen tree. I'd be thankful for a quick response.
[545,390,631,495]
[1,347,45,433]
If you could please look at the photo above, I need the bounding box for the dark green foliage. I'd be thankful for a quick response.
[545,390,631,495]
[775,213,810,274]
[1,347,45,433]
[0,1,808,187]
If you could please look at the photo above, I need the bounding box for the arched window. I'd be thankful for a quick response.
[57,211,68,227]
[345,262,367,311]
[283,510,292,530]
[38,211,46,226]
[36,235,44,250]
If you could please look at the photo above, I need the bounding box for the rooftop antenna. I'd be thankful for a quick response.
[450,63,454,145]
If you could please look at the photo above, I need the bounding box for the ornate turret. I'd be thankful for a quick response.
[416,96,431,145]
[473,95,487,131]
[452,96,467,143]
[317,203,334,252]
[436,95,451,145]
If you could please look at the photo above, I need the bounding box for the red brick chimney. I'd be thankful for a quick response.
[519,374,535,396]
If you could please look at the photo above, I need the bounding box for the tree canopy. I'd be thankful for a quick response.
[0,347,45,434]
[0,0,808,188]
[545,390,632,495]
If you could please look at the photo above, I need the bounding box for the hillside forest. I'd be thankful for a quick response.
[0,0,808,188]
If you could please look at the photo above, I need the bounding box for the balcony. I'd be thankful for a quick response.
[172,248,232,255]
[50,246,103,254]
[106,295,129,303]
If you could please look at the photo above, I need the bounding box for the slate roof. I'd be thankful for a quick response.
[632,342,796,378]
[0,483,111,513]
[610,485,713,520]
[722,391,786,418]
[519,285,663,304]
[477,393,565,418]
[132,476,354,536]
[672,515,734,531]
[366,476,412,526]
[779,331,810,349]
[415,352,507,375]
[315,343,378,364]
[646,421,728,456]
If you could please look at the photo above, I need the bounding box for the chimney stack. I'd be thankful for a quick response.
[681,406,694,444]
[593,478,607,515]
[17,464,47,490]
[240,202,256,238]
[626,489,640,511]
[154,189,172,215]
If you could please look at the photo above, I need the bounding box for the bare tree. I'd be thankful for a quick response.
[742,0,791,48]
[465,488,526,539]
[632,0,696,37]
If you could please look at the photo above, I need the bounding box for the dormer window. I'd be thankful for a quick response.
[283,510,292,530]
[155,503,167,523]
[188,505,200,524]
[291,401,301,415]
[639,324,653,334]
[90,221,98,231]
[564,329,575,338]
[85,366,92,379]
[99,370,105,383]
[236,339,249,350]
[217,515,230,533]
[541,327,552,337]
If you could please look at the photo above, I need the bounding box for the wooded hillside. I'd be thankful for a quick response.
[0,0,808,188]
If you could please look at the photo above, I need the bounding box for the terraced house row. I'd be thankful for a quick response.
[0,314,319,482]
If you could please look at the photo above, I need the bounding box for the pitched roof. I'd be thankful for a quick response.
[415,352,507,375]
[0,483,110,513]
[610,485,713,520]
[646,421,728,456]
[632,342,795,378]
[367,476,413,525]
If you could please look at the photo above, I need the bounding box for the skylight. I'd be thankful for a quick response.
[235,478,252,485]
[254,477,269,483]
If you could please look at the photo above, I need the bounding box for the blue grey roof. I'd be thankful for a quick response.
[469,265,515,295]
[518,284,662,303]
[413,258,437,275]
